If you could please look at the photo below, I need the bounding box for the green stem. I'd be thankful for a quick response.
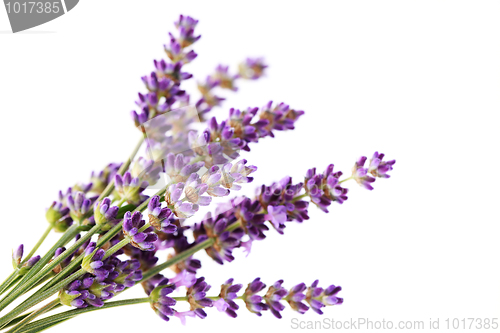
[18,298,150,333]
[0,312,33,330]
[21,225,53,265]
[339,176,354,184]
[0,276,21,297]
[0,225,80,311]
[0,225,101,314]
[0,272,19,296]
[224,220,242,233]
[102,238,130,260]
[6,299,60,333]
[291,193,308,202]
[0,269,85,329]
[18,318,69,333]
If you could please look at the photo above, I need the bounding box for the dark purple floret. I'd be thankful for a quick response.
[123,211,158,251]
[192,211,243,265]
[93,198,119,230]
[286,282,309,314]
[243,278,269,316]
[368,152,396,179]
[147,195,177,234]
[186,277,213,318]
[214,278,243,318]
[264,280,288,319]
[67,191,93,221]
[149,277,177,321]
[82,242,112,280]
[306,280,343,315]
[114,172,149,205]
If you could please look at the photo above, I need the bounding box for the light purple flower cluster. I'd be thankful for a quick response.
[352,152,396,190]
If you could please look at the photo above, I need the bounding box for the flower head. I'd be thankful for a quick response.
[243,278,268,316]
[123,211,158,251]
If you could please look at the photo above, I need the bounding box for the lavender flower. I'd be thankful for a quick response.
[214,278,242,318]
[238,58,268,80]
[67,192,92,221]
[114,172,149,205]
[368,152,396,179]
[306,280,343,315]
[286,282,309,314]
[82,242,112,280]
[173,15,201,48]
[147,195,177,233]
[264,280,288,318]
[61,256,143,308]
[243,278,268,316]
[186,277,213,318]
[352,156,376,190]
[17,256,41,276]
[123,211,158,251]
[45,202,69,225]
[352,153,395,190]
[193,212,244,264]
[89,163,121,194]
[11,244,23,268]
[93,198,119,231]
[305,165,348,212]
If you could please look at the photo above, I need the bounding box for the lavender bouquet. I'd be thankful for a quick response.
[0,15,395,332]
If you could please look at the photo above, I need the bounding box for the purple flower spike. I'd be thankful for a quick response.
[82,242,111,280]
[264,280,288,318]
[12,244,23,268]
[306,280,343,315]
[94,198,119,230]
[368,152,396,179]
[150,278,177,322]
[286,283,309,314]
[193,212,243,265]
[243,278,269,316]
[147,195,177,234]
[114,172,149,205]
[352,156,376,190]
[305,165,348,212]
[123,211,158,251]
[17,255,41,276]
[238,57,267,80]
[174,15,201,48]
[216,278,243,318]
[67,192,93,221]
[45,201,70,225]
[186,277,213,318]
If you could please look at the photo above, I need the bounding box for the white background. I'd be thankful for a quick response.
[1,1,499,332]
